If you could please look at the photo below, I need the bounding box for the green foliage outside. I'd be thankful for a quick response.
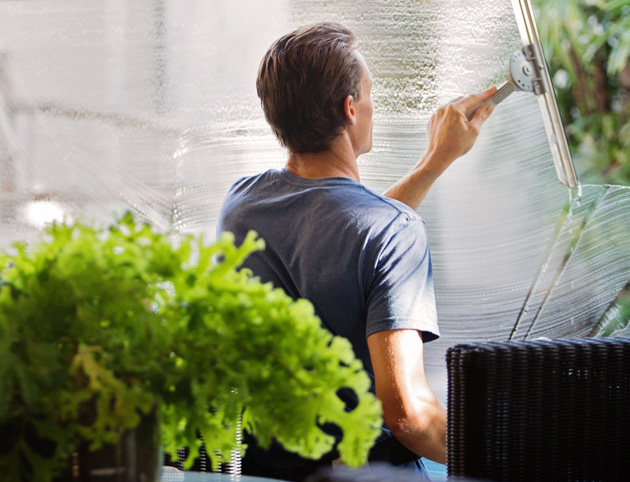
[0,214,382,481]
[533,0,630,336]
[534,0,630,184]
[594,288,630,337]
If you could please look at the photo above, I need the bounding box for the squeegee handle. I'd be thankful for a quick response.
[465,81,516,120]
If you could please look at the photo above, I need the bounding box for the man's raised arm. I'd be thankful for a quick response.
[384,86,496,210]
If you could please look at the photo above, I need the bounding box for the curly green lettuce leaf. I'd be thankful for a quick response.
[0,216,382,479]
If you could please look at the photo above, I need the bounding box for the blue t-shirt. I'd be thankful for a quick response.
[217,168,439,477]
[217,168,439,378]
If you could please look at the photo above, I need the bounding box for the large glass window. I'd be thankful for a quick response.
[1,0,628,400]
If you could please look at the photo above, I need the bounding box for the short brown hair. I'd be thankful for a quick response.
[256,22,363,153]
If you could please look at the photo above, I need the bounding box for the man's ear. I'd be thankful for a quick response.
[344,95,357,126]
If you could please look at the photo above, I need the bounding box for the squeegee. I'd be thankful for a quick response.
[468,0,578,188]
[465,43,547,120]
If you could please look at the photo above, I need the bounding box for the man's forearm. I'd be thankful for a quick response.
[384,88,496,210]
[368,330,448,465]
[383,149,450,210]
[388,396,447,465]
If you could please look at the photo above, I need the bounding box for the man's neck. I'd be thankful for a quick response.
[285,134,360,181]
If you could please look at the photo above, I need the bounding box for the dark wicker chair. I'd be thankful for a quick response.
[446,337,630,482]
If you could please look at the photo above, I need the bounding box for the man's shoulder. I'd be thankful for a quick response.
[362,191,421,219]
[228,169,278,192]
[224,168,424,229]
[349,187,425,229]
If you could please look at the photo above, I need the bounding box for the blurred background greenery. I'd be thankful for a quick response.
[535,0,630,337]
[534,0,630,185]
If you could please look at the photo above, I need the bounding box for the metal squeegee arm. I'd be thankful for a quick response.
[512,0,578,188]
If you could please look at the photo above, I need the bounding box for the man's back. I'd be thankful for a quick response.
[217,167,439,478]
[218,168,439,376]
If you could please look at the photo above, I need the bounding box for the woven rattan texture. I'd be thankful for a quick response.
[446,337,630,481]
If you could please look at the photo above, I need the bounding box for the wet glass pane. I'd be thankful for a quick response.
[1,0,629,401]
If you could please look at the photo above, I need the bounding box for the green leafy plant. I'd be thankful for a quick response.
[534,0,630,184]
[594,282,630,338]
[0,213,382,481]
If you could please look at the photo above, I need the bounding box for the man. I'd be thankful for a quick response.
[217,22,495,480]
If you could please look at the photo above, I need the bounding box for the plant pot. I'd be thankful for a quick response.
[54,409,162,482]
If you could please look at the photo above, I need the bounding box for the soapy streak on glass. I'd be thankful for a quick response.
[0,0,629,403]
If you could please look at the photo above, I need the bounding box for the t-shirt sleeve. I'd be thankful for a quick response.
[365,215,439,342]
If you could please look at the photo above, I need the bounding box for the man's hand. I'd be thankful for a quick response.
[426,86,497,164]
[384,86,496,210]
